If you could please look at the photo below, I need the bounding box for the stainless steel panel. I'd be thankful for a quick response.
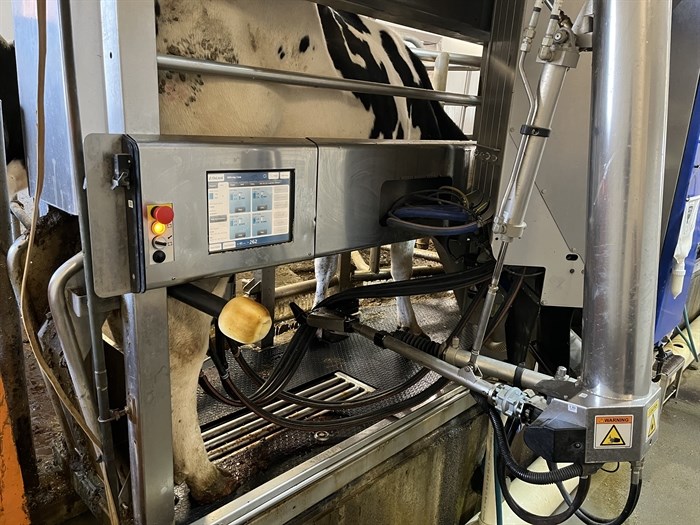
[314,139,471,256]
[13,0,77,213]
[12,0,110,214]
[84,133,131,297]
[471,0,525,211]
[122,289,174,525]
[310,0,494,43]
[100,0,160,135]
[133,136,318,290]
[582,0,671,401]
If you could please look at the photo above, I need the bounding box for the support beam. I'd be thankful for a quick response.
[582,0,672,400]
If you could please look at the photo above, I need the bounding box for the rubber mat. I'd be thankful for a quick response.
[176,296,472,523]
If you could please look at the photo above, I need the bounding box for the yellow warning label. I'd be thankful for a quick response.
[600,425,626,446]
[595,415,633,425]
[647,400,660,438]
[594,414,633,449]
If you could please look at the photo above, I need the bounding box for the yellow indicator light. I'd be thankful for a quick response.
[151,221,167,236]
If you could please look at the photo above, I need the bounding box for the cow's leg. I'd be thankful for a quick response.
[312,255,340,339]
[168,278,238,503]
[313,255,339,307]
[390,241,422,334]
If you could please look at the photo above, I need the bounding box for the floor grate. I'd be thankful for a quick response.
[201,372,375,463]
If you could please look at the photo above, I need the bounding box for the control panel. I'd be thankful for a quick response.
[147,204,175,264]
[84,134,472,297]
[207,170,293,253]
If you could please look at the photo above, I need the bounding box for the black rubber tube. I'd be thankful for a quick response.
[476,395,583,484]
[549,461,642,525]
[222,371,449,431]
[497,451,591,524]
[168,283,227,317]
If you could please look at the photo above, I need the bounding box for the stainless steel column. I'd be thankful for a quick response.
[582,0,672,400]
[100,1,172,522]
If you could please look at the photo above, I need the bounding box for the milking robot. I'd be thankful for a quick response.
[2,0,700,524]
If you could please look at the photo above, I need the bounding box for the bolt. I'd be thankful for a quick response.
[314,431,330,442]
[573,442,582,449]
[570,268,575,274]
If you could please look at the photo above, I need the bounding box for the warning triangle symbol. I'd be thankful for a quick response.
[601,425,626,446]
[648,415,657,437]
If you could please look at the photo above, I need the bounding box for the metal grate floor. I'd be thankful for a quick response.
[175,296,470,523]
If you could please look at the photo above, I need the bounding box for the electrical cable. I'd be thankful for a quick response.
[220,365,449,431]
[475,395,583,484]
[17,1,119,522]
[443,282,489,350]
[497,451,591,525]
[232,345,432,410]
[483,274,525,342]
[601,462,620,474]
[549,461,643,525]
[494,434,504,525]
[385,186,487,236]
[683,306,699,361]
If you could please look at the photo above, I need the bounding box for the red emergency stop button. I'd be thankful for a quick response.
[151,205,174,224]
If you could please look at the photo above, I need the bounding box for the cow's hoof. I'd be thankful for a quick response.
[189,468,240,504]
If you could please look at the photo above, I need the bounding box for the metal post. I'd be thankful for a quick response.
[255,267,276,349]
[122,290,174,523]
[582,0,672,400]
[99,1,174,521]
[338,251,353,292]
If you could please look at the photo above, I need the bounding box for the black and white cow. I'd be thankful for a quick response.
[3,2,468,503]
[156,0,467,502]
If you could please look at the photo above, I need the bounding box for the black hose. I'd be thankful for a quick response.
[497,450,592,525]
[222,370,449,431]
[549,461,642,525]
[390,330,442,356]
[475,395,583,484]
[232,342,432,410]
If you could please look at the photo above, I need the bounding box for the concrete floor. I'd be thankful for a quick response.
[562,365,700,524]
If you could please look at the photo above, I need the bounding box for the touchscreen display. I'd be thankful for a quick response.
[207,170,292,253]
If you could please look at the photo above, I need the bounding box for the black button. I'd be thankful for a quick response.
[153,250,166,263]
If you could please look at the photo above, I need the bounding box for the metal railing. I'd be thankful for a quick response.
[411,48,481,69]
[157,55,481,107]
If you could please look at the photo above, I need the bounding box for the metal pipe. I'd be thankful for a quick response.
[157,55,481,107]
[47,254,100,438]
[9,201,31,230]
[499,62,568,239]
[582,0,672,400]
[0,105,38,488]
[58,0,120,503]
[352,321,495,397]
[444,349,552,391]
[410,48,481,69]
[469,242,508,363]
